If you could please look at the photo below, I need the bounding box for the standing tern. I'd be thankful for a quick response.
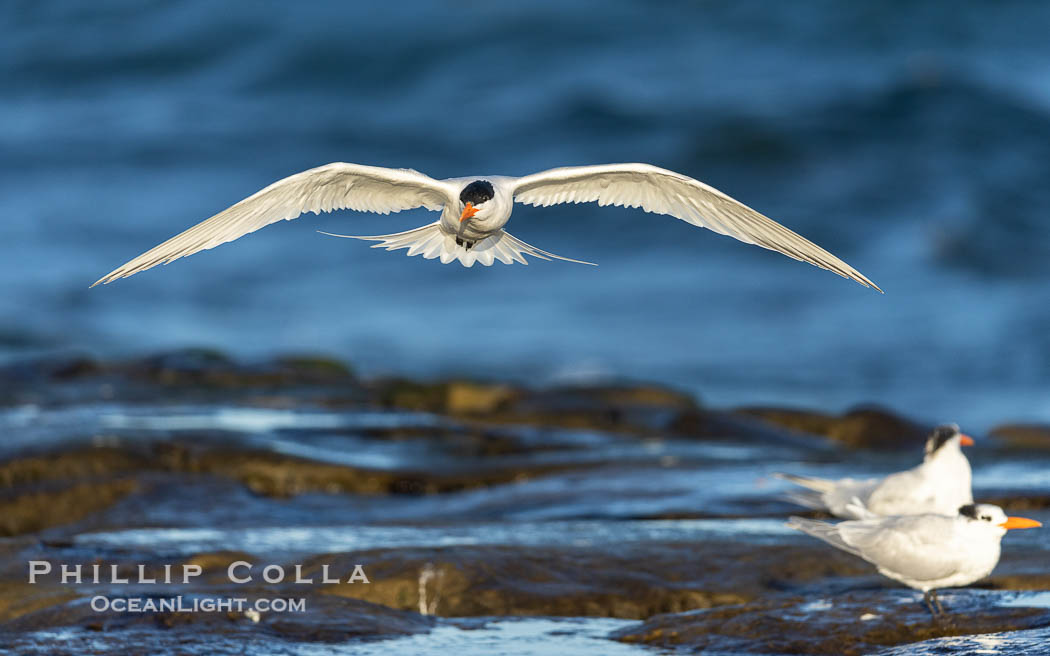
[788,504,1041,616]
[776,424,974,518]
[91,162,881,290]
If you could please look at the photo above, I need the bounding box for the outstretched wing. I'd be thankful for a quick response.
[92,163,456,285]
[512,163,881,291]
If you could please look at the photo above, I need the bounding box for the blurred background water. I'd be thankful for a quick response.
[3,0,1050,429]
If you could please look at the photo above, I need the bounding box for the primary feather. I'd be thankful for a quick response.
[92,163,454,286]
[514,163,881,291]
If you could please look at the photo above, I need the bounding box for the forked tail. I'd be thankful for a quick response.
[774,472,834,511]
[773,472,836,493]
[318,221,596,268]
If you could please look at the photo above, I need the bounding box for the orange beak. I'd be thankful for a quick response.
[460,202,479,222]
[959,434,975,447]
[1000,516,1042,530]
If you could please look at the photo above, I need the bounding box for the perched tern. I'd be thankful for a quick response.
[91,162,880,290]
[776,424,974,518]
[788,504,1041,615]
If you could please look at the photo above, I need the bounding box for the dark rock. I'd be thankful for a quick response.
[736,405,929,449]
[0,582,79,626]
[0,586,432,643]
[444,381,520,415]
[986,573,1050,591]
[373,379,701,433]
[125,347,236,384]
[314,546,746,619]
[989,423,1050,449]
[0,354,101,383]
[614,590,1050,655]
[119,348,359,389]
[0,439,599,536]
[670,408,831,447]
[176,444,591,498]
[0,478,138,536]
[273,354,354,381]
[373,378,521,415]
[0,447,148,488]
[372,378,454,412]
[499,384,696,433]
[300,542,868,619]
[264,595,434,642]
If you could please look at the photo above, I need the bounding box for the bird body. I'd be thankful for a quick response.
[788,504,1040,596]
[438,177,514,240]
[92,162,881,288]
[777,424,974,518]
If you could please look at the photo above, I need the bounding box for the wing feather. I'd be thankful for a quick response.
[791,514,964,584]
[93,163,455,285]
[864,468,928,515]
[513,163,881,291]
[839,515,963,582]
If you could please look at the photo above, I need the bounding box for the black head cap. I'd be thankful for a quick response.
[925,423,960,455]
[460,180,494,205]
[959,503,978,519]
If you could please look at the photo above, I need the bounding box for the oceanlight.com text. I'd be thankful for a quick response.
[90,596,306,613]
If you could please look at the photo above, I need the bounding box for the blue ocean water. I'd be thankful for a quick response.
[3,1,1050,429]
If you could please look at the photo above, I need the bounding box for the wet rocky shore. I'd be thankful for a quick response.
[1,350,1049,654]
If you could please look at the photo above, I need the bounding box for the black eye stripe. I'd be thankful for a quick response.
[959,504,978,519]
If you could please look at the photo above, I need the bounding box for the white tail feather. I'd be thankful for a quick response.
[783,490,826,511]
[773,472,836,493]
[786,516,863,557]
[318,222,596,268]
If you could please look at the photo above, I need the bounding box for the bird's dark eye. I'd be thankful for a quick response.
[460,180,494,205]
[981,515,992,521]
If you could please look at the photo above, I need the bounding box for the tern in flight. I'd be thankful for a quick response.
[92,162,881,290]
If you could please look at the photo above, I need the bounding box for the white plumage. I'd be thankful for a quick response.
[776,424,974,518]
[92,162,880,290]
[788,503,1040,614]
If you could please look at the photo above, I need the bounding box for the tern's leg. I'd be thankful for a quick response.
[932,591,946,617]
[922,591,938,618]
[922,590,949,621]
